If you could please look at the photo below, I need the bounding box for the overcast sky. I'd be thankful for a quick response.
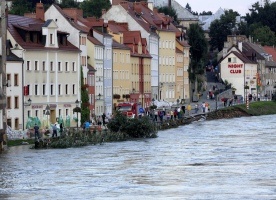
[174,0,270,16]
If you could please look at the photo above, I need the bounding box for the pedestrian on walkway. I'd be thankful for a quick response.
[194,104,199,114]
[154,109,158,121]
[170,110,174,120]
[202,102,206,113]
[187,104,192,116]
[34,124,40,139]
[52,124,57,138]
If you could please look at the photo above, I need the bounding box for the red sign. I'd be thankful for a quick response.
[228,64,243,68]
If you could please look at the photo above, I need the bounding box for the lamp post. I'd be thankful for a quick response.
[97,93,102,100]
[245,82,249,110]
[74,99,80,129]
[23,98,32,130]
[45,104,50,129]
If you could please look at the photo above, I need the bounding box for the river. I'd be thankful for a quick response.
[0,115,276,200]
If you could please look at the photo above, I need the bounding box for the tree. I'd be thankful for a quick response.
[80,0,111,18]
[209,9,238,51]
[58,0,80,8]
[80,67,90,124]
[252,25,276,46]
[9,0,32,15]
[246,1,276,33]
[199,11,213,15]
[158,6,178,24]
[185,3,191,12]
[187,23,208,82]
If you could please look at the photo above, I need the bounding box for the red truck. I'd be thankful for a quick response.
[116,102,143,118]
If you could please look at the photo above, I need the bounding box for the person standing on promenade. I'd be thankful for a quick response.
[187,104,192,116]
[52,124,57,138]
[194,104,199,114]
[202,102,206,113]
[34,124,40,139]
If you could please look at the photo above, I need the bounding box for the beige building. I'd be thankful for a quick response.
[8,15,81,129]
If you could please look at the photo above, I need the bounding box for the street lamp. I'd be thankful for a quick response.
[245,82,249,109]
[24,98,32,106]
[73,99,81,129]
[97,93,102,100]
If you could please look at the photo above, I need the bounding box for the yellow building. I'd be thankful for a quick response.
[176,39,191,101]
[112,40,131,107]
[158,30,177,102]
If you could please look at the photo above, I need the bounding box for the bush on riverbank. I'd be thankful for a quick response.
[107,111,157,138]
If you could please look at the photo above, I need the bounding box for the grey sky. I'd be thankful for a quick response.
[175,0,270,16]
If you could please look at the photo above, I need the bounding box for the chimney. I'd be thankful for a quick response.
[238,42,242,52]
[36,2,44,21]
[102,9,106,16]
[112,0,124,5]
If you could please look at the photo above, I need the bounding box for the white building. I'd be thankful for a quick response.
[8,15,81,129]
[219,48,258,98]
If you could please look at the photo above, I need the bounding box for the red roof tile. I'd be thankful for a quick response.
[263,46,276,61]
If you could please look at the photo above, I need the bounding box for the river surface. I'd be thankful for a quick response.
[0,115,276,200]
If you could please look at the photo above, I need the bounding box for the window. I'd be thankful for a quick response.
[14,96,19,109]
[42,61,46,71]
[50,61,54,71]
[7,97,11,109]
[28,110,30,118]
[7,119,11,128]
[35,84,39,95]
[50,84,54,95]
[27,61,31,70]
[50,34,53,44]
[14,74,18,86]
[35,61,38,71]
[7,74,11,85]
[65,62,69,71]
[228,58,231,62]
[65,84,69,95]
[80,36,86,45]
[72,62,76,71]
[43,84,46,95]
[72,84,75,95]
[15,118,19,130]
[59,109,62,117]
[81,56,86,66]
[35,110,38,117]
[66,109,68,116]
[58,62,61,71]
[88,74,95,86]
[58,84,62,95]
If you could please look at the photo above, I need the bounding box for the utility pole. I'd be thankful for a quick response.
[0,0,7,152]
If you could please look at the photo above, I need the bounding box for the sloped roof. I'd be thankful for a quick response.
[87,36,104,46]
[112,40,130,50]
[199,8,224,31]
[242,42,265,60]
[219,50,257,64]
[52,4,89,33]
[8,14,79,51]
[171,0,198,20]
[263,46,276,61]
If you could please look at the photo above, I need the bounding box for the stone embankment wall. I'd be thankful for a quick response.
[206,108,251,120]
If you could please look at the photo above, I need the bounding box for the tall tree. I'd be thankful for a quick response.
[252,25,276,45]
[9,0,32,15]
[185,3,191,12]
[187,23,208,82]
[80,0,111,18]
[209,9,238,51]
[80,67,90,124]
[58,0,80,8]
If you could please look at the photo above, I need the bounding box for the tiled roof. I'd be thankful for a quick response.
[175,47,183,54]
[219,50,257,64]
[8,14,79,51]
[242,42,265,60]
[263,46,276,61]
[87,36,104,46]
[87,64,96,72]
[52,4,89,33]
[112,40,130,50]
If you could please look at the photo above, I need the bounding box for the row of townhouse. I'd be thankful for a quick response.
[2,1,190,130]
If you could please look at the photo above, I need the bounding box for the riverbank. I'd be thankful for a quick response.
[7,101,276,148]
